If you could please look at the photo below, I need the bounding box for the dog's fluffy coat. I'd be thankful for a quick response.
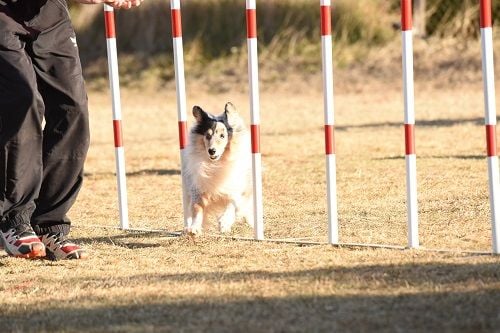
[182,102,253,234]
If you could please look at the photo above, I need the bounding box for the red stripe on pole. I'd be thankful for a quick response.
[178,121,187,149]
[251,124,260,154]
[320,5,332,36]
[171,9,182,38]
[480,0,493,28]
[325,125,335,155]
[401,0,413,31]
[486,125,497,157]
[405,124,415,155]
[113,120,123,147]
[246,9,257,39]
[104,10,116,38]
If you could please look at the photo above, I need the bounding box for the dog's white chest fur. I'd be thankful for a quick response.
[184,132,251,198]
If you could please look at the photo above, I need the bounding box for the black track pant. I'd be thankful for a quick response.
[0,0,89,235]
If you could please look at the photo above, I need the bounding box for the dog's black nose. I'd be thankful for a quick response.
[208,148,216,156]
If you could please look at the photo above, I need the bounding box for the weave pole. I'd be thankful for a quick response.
[320,0,338,245]
[480,0,500,254]
[246,0,264,240]
[104,4,129,230]
[401,0,419,248]
[170,0,191,230]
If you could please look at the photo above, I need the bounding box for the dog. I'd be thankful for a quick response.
[182,102,253,235]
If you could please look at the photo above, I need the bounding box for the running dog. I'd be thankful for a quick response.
[182,102,253,235]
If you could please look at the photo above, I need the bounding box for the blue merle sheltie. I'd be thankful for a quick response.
[182,102,253,235]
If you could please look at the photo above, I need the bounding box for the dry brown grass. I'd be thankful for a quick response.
[2,39,500,332]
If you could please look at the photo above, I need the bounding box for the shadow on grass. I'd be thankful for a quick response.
[375,154,485,160]
[69,262,500,286]
[335,117,484,131]
[70,231,179,249]
[265,117,485,137]
[84,168,181,178]
[1,262,499,332]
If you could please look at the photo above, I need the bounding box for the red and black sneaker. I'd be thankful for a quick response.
[39,233,88,260]
[0,222,46,259]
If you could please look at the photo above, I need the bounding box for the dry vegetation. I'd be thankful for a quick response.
[2,0,500,332]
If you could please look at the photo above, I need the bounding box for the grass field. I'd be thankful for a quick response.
[2,37,500,332]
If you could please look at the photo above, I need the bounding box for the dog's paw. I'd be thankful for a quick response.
[218,207,236,233]
[218,217,235,234]
[219,222,232,234]
[184,224,203,236]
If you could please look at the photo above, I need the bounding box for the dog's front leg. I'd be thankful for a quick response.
[183,182,193,231]
[218,202,236,233]
[188,193,207,235]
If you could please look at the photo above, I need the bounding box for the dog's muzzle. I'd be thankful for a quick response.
[208,148,220,160]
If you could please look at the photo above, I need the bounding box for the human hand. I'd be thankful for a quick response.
[107,0,144,9]
[73,0,144,9]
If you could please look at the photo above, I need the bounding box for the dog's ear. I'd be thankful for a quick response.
[224,102,237,115]
[224,102,241,129]
[193,106,207,123]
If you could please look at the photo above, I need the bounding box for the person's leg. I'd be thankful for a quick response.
[28,0,89,259]
[0,5,46,258]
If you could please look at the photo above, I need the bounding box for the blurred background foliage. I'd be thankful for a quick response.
[68,0,499,85]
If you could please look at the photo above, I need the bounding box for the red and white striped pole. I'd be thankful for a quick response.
[246,0,264,240]
[480,0,500,254]
[401,0,419,248]
[320,0,338,245]
[170,0,191,230]
[104,4,129,230]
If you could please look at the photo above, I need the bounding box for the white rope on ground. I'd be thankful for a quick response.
[73,224,494,256]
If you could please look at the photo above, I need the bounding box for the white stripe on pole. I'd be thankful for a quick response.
[481,26,500,254]
[481,28,496,125]
[173,38,187,123]
[252,152,264,240]
[405,154,418,245]
[402,28,419,247]
[487,156,500,253]
[246,0,264,240]
[104,4,129,230]
[326,154,338,244]
[246,0,256,10]
[402,31,415,125]
[171,0,180,10]
[322,35,335,125]
[247,39,260,125]
[170,0,191,230]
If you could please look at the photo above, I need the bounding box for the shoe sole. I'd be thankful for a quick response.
[46,249,88,261]
[13,243,46,259]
